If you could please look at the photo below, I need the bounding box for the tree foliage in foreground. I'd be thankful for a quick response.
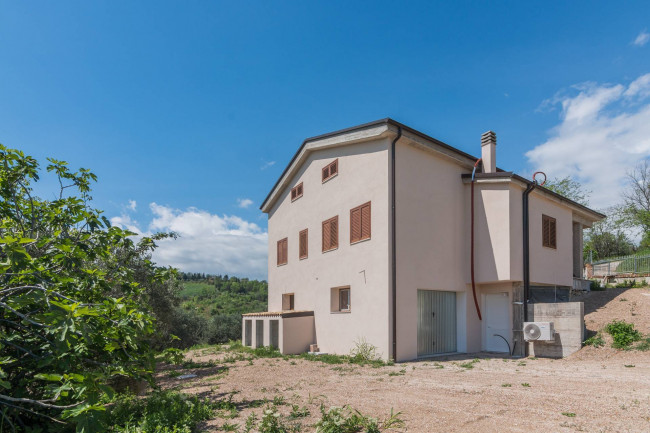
[543,176,591,206]
[0,145,167,431]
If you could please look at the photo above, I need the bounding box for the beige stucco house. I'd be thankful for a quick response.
[242,119,604,361]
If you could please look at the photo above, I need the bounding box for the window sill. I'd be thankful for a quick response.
[330,310,351,314]
[542,246,557,250]
[291,195,303,202]
[322,247,338,253]
[277,263,288,267]
[322,173,338,184]
[350,237,371,245]
[299,256,308,261]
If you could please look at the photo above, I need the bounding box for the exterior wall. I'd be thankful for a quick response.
[267,138,391,358]
[241,315,315,355]
[509,186,574,287]
[528,302,584,358]
[394,140,472,361]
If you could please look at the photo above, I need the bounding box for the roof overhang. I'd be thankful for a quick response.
[461,172,606,226]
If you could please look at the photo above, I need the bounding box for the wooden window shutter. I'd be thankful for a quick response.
[549,218,557,249]
[322,165,330,182]
[350,207,361,243]
[542,215,556,249]
[330,216,338,249]
[350,202,371,243]
[360,202,371,240]
[322,219,331,251]
[291,188,296,200]
[330,159,338,176]
[277,238,288,265]
[299,229,308,259]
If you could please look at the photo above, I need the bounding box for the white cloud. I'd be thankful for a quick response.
[526,73,650,209]
[127,200,137,211]
[112,203,268,279]
[110,213,141,234]
[261,160,276,170]
[237,198,254,209]
[633,30,650,47]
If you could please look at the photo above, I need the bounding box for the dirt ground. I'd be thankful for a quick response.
[159,288,650,432]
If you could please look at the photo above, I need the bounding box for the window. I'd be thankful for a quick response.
[322,159,338,182]
[542,215,557,249]
[299,229,308,259]
[277,238,288,265]
[282,293,295,311]
[331,287,350,313]
[291,182,303,201]
[322,216,339,252]
[350,201,371,243]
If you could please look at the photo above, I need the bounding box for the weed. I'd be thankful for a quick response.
[388,369,406,376]
[605,320,641,349]
[314,405,404,433]
[244,413,258,433]
[635,337,650,351]
[501,383,512,387]
[561,412,576,417]
[222,422,240,431]
[159,347,186,365]
[349,337,382,364]
[619,297,628,302]
[434,363,444,369]
[521,383,531,387]
[289,404,310,419]
[273,395,286,406]
[517,362,527,367]
[460,359,480,369]
[167,370,183,378]
[108,390,215,432]
[584,333,605,348]
[624,364,635,368]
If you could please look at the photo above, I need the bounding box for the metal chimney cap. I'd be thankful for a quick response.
[481,130,497,146]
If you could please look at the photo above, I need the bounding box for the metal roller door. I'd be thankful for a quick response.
[417,290,457,357]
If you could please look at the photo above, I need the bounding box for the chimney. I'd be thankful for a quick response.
[481,131,496,173]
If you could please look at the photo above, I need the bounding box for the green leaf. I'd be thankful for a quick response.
[34,373,64,382]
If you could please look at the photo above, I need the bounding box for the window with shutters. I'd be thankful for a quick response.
[291,182,303,201]
[322,159,338,183]
[282,293,295,311]
[542,215,557,249]
[350,201,371,244]
[277,238,288,265]
[322,216,339,252]
[330,286,351,313]
[299,229,308,259]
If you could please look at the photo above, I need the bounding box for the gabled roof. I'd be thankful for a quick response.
[260,118,605,222]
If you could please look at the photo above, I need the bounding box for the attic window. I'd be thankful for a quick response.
[542,215,557,249]
[291,182,303,201]
[322,159,338,182]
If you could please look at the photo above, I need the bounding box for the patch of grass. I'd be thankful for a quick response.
[624,364,635,368]
[501,383,512,387]
[459,358,480,369]
[635,337,650,351]
[584,333,605,348]
[222,422,239,431]
[605,320,641,349]
[272,395,286,406]
[517,362,527,367]
[521,383,531,387]
[166,370,183,378]
[388,369,406,377]
[107,390,216,432]
[349,337,382,364]
[561,412,576,417]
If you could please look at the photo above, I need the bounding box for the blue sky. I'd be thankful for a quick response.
[1,1,650,278]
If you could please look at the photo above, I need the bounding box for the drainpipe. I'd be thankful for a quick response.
[391,126,402,362]
[522,183,536,322]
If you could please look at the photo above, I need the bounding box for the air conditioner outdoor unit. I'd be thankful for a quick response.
[523,322,555,341]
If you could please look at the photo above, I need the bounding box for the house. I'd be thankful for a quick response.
[242,119,605,361]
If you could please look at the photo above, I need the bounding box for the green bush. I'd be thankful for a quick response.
[108,390,215,432]
[605,321,641,349]
[589,280,605,291]
[314,405,404,433]
[349,338,382,364]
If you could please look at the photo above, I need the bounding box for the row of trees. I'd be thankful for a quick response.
[545,161,650,261]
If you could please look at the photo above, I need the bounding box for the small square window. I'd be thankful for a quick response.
[542,214,557,249]
[282,293,295,311]
[322,159,339,183]
[331,287,350,313]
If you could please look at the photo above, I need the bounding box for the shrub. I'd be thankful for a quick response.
[589,280,605,291]
[349,338,381,364]
[314,405,404,433]
[605,320,641,349]
[108,390,215,432]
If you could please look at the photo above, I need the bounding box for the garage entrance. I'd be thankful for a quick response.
[417,290,457,357]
